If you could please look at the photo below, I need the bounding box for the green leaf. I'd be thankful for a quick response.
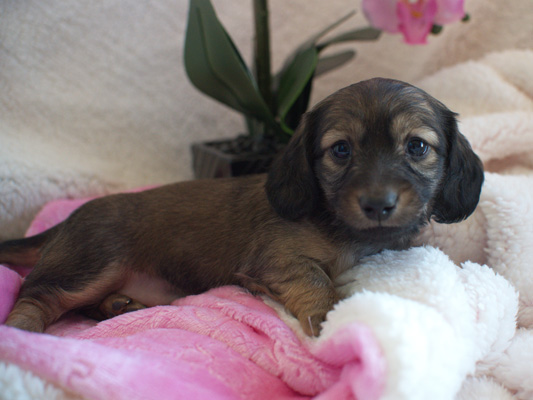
[273,12,361,134]
[315,50,356,77]
[282,78,313,134]
[274,11,356,86]
[275,46,318,134]
[317,27,382,51]
[184,0,275,126]
[301,10,357,50]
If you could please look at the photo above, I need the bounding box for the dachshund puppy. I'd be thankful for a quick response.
[0,78,484,336]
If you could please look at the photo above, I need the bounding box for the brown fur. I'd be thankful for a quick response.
[0,78,484,336]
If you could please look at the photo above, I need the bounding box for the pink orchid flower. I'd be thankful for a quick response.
[362,0,465,44]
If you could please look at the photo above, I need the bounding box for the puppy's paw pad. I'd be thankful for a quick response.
[102,294,146,318]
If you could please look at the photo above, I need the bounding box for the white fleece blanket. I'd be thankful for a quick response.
[414,50,533,398]
[1,50,532,400]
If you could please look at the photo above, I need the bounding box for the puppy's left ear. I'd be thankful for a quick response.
[432,112,484,223]
[265,113,319,220]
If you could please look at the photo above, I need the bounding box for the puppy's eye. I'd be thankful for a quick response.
[331,141,351,160]
[407,138,429,158]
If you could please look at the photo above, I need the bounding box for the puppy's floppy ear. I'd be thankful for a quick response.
[265,113,319,220]
[432,111,484,223]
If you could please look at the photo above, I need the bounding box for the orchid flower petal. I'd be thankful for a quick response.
[363,0,465,45]
[434,0,465,24]
[362,0,400,33]
[397,0,438,44]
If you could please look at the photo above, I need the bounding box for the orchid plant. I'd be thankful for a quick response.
[184,0,381,150]
[184,0,468,155]
[363,0,468,44]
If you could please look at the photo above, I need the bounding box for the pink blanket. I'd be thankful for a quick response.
[0,195,385,399]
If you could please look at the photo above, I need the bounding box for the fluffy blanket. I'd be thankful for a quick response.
[1,50,533,399]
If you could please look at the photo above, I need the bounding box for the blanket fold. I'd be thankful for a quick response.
[0,282,386,400]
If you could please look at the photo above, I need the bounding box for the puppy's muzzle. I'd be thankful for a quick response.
[358,190,398,222]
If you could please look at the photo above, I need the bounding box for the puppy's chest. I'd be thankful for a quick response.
[329,248,360,278]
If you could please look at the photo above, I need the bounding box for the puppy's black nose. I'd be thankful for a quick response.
[359,191,398,221]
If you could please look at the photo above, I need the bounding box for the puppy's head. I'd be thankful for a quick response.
[266,78,484,235]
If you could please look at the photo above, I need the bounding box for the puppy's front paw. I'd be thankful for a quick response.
[299,312,326,337]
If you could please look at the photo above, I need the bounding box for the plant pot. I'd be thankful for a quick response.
[191,138,281,179]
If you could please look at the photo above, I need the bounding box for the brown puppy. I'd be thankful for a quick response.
[0,78,484,336]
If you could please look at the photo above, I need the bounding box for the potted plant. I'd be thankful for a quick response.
[184,0,469,179]
[184,0,381,178]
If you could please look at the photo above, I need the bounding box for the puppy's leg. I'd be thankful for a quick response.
[248,261,339,336]
[277,263,338,336]
[5,262,124,333]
